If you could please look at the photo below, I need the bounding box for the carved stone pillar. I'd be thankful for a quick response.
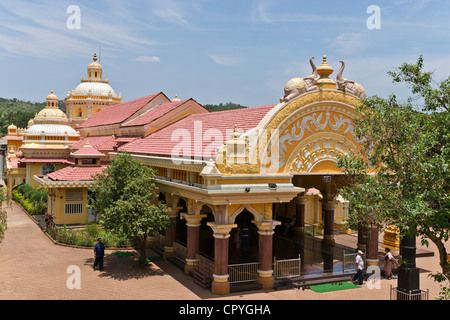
[253,220,281,290]
[295,197,307,235]
[182,213,206,274]
[207,222,237,295]
[322,201,337,244]
[366,225,379,267]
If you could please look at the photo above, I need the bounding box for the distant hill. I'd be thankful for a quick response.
[203,102,247,112]
[0,98,246,137]
[0,98,66,136]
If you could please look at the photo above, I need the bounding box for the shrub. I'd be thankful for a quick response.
[13,184,48,216]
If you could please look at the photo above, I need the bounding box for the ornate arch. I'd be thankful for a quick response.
[257,90,363,173]
[286,133,361,173]
[228,204,263,224]
[193,202,215,216]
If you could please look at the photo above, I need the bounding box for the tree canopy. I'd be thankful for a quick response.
[337,56,449,288]
[88,152,170,264]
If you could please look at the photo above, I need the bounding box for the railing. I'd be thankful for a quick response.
[273,255,301,279]
[390,285,429,300]
[343,253,357,274]
[228,262,259,284]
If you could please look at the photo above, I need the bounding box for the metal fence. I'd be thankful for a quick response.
[273,255,301,279]
[343,253,357,274]
[228,262,259,283]
[390,285,429,300]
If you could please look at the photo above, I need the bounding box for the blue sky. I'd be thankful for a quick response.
[0,0,449,108]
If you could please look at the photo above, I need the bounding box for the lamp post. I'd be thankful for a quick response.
[397,234,420,299]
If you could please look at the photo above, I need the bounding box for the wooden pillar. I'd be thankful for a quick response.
[253,220,281,290]
[182,213,206,274]
[322,201,337,244]
[294,197,306,235]
[366,225,379,267]
[207,222,236,295]
[357,223,368,254]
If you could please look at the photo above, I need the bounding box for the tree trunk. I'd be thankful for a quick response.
[425,230,450,281]
[136,234,148,265]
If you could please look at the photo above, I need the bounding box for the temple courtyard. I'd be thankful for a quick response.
[0,194,445,301]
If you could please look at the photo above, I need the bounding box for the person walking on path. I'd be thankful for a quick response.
[383,248,399,279]
[352,250,364,285]
[93,237,105,271]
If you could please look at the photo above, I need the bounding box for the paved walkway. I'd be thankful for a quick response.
[0,200,446,300]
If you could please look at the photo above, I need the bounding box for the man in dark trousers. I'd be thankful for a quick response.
[93,237,105,271]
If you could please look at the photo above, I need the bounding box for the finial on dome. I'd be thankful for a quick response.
[93,53,98,62]
[231,124,240,139]
[315,54,336,90]
[172,94,180,102]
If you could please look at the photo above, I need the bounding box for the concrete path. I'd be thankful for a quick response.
[0,200,446,301]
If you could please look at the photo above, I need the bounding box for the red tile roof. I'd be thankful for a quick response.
[71,136,116,151]
[1,135,23,140]
[121,98,194,127]
[47,165,106,181]
[19,157,75,164]
[72,143,104,157]
[120,105,275,158]
[77,92,165,128]
[8,157,24,168]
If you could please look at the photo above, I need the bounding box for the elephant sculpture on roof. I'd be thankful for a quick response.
[280,57,319,103]
[336,60,366,98]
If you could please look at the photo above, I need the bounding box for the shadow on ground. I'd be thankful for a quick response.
[84,251,167,281]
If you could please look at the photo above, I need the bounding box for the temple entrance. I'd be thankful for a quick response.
[229,209,258,264]
[272,174,358,279]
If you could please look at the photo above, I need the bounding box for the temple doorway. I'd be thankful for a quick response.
[271,174,358,278]
[229,209,258,264]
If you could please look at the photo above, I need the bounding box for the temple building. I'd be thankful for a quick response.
[65,53,122,127]
[5,53,398,295]
[4,90,80,195]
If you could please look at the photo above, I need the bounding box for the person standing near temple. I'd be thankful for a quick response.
[93,237,105,271]
[383,248,399,279]
[234,226,242,249]
[241,224,250,251]
[352,250,364,285]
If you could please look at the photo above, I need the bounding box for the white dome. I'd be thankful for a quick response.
[73,82,117,97]
[26,124,79,137]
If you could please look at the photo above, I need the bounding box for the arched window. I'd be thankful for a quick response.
[77,108,82,118]
[41,163,57,175]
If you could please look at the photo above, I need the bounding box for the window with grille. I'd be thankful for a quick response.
[65,203,83,214]
[66,189,83,201]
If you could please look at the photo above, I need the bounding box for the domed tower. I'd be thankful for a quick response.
[65,53,122,127]
[21,90,80,159]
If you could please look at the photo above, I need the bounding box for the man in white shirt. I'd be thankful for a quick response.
[352,250,364,285]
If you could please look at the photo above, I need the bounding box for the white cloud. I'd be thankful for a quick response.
[0,1,161,60]
[135,55,161,63]
[329,33,365,54]
[208,54,241,66]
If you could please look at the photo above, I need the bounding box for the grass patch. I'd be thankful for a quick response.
[309,282,360,293]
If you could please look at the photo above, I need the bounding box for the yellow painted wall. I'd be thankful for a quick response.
[51,187,89,225]
[28,162,68,188]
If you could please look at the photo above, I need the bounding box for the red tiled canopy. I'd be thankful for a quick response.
[77,92,164,128]
[47,165,106,181]
[120,104,275,158]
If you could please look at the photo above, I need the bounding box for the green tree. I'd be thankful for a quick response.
[88,152,170,264]
[337,56,449,292]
